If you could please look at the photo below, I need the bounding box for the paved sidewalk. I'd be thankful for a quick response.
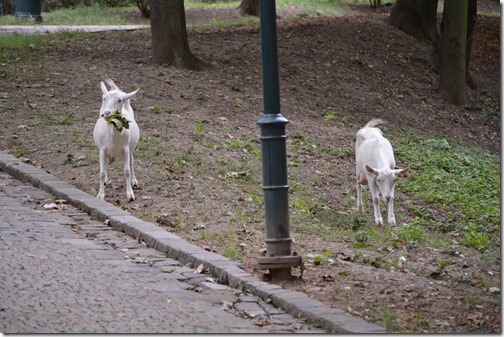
[0,151,386,333]
[0,25,149,36]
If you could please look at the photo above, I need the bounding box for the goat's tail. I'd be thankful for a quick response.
[365,118,384,128]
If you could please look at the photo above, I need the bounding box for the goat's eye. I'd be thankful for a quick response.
[117,99,122,103]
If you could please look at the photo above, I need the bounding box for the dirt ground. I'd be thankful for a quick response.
[0,2,500,333]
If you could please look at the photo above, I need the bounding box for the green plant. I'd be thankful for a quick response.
[292,197,317,219]
[290,132,318,155]
[464,226,490,252]
[392,129,499,249]
[225,137,261,157]
[324,110,338,121]
[55,111,77,124]
[198,228,219,241]
[380,308,399,332]
[313,248,335,266]
[222,243,244,261]
[396,224,426,247]
[151,103,176,114]
[193,121,205,138]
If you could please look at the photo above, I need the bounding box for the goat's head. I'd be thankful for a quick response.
[365,165,409,202]
[99,78,139,118]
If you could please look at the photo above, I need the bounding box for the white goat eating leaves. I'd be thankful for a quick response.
[355,119,409,225]
[93,78,140,201]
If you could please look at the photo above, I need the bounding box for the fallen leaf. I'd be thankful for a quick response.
[195,264,205,274]
[222,300,233,311]
[43,203,58,210]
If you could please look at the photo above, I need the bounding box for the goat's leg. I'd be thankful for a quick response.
[369,183,383,225]
[130,150,138,188]
[387,197,396,225]
[97,148,107,200]
[357,182,363,213]
[356,169,363,212]
[123,147,135,201]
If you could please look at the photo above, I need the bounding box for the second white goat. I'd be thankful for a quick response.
[355,118,409,225]
[93,78,140,201]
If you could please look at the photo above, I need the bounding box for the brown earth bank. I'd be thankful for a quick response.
[0,3,500,333]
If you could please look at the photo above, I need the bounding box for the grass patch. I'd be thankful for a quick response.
[0,31,88,62]
[392,130,499,252]
[0,4,132,26]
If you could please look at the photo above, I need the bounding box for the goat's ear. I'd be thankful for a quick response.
[394,167,409,178]
[365,165,378,175]
[100,81,108,94]
[123,88,139,101]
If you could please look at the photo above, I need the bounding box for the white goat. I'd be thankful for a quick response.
[355,119,409,225]
[93,78,140,201]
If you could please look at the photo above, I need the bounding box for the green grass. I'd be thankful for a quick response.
[186,0,241,10]
[0,30,87,62]
[0,4,132,25]
[0,0,397,29]
[287,123,499,257]
[392,131,500,249]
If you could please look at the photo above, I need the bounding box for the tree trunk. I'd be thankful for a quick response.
[465,0,477,89]
[439,0,468,106]
[150,0,207,70]
[435,0,477,88]
[1,0,15,15]
[238,0,259,16]
[389,0,439,45]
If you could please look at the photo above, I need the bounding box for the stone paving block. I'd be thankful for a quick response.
[206,260,248,284]
[270,313,303,325]
[246,281,285,300]
[200,281,231,291]
[159,239,209,264]
[238,294,260,303]
[61,238,104,249]
[313,311,387,334]
[89,206,131,222]
[275,297,327,319]
[144,230,181,241]
[226,273,258,288]
[108,215,155,237]
[234,302,266,318]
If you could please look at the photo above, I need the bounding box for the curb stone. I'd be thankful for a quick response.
[0,151,387,333]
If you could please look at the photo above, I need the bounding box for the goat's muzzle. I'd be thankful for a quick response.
[101,111,113,118]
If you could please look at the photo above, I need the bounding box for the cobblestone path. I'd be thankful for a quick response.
[0,172,324,333]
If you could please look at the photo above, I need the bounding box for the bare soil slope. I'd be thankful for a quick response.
[0,4,500,333]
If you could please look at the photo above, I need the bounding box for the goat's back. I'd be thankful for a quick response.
[357,134,396,172]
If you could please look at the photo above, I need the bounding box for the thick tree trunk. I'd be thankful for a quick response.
[389,0,439,45]
[238,0,259,16]
[1,0,15,15]
[465,0,477,89]
[150,0,207,70]
[435,0,477,88]
[439,0,468,106]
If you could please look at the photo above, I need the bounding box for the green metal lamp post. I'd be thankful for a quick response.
[256,0,301,280]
